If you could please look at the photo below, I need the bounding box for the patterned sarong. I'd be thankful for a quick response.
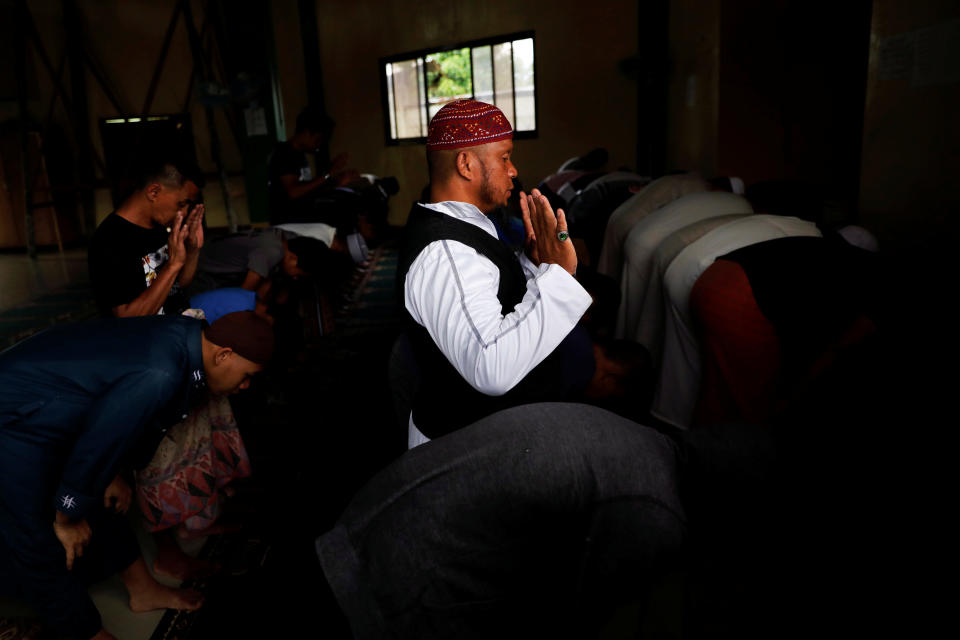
[136,394,251,532]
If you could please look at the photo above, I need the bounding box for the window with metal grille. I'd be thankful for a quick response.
[380,31,537,145]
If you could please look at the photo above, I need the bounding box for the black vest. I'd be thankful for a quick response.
[398,204,572,439]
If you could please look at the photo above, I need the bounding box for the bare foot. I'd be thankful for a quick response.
[153,546,221,581]
[129,584,204,613]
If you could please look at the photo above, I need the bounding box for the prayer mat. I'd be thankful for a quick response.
[147,533,271,640]
[0,283,98,349]
[336,243,401,335]
[0,616,47,640]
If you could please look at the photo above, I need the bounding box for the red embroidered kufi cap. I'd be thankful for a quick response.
[426,99,514,150]
[205,311,274,365]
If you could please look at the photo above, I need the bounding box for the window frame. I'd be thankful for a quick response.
[378,30,538,146]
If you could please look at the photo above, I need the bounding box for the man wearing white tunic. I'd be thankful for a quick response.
[596,172,712,280]
[399,100,593,448]
[615,191,754,339]
[651,215,822,429]
[634,213,753,366]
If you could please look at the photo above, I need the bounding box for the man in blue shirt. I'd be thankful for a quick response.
[0,311,272,640]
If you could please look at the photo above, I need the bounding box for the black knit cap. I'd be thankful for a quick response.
[204,311,274,365]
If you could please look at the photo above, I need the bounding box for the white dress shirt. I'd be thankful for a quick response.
[404,200,593,447]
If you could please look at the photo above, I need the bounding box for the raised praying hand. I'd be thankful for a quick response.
[184,204,205,252]
[519,189,577,275]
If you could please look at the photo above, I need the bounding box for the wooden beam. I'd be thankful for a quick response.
[19,5,107,178]
[142,1,183,116]
[14,1,36,257]
[81,41,131,117]
[182,0,238,231]
[62,0,98,236]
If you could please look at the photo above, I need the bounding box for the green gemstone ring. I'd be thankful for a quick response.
[557,231,570,242]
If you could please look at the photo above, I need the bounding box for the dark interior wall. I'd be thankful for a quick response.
[6,0,953,247]
[665,0,720,177]
[715,0,872,201]
[272,0,307,142]
[667,0,956,253]
[304,0,639,224]
[858,0,959,253]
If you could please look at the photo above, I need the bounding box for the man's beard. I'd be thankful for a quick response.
[477,158,501,213]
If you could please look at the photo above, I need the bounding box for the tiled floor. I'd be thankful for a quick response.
[0,249,89,312]
[0,249,94,349]
[0,509,207,640]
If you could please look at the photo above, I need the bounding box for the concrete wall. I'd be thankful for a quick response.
[665,0,720,177]
[306,0,639,225]
[666,0,872,202]
[858,0,960,253]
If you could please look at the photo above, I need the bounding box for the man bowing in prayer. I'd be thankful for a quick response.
[399,99,595,447]
[0,311,272,640]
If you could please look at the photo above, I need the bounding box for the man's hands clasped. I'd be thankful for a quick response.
[166,204,205,270]
[519,189,577,275]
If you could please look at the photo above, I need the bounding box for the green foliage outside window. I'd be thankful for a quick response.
[426,48,472,101]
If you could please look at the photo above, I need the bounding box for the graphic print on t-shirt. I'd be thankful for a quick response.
[141,243,180,314]
[142,244,170,287]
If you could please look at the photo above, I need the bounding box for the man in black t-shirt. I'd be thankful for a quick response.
[89,161,204,317]
[267,107,359,228]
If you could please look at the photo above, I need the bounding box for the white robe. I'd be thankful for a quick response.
[596,173,711,279]
[615,191,754,339]
[651,214,822,429]
[634,213,753,367]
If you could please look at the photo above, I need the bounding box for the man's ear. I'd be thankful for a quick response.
[214,347,233,365]
[144,183,163,202]
[455,151,476,181]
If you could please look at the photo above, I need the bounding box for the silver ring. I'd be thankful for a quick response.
[557,230,569,242]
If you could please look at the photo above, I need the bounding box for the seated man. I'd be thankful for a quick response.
[267,107,361,231]
[0,311,273,640]
[88,159,204,318]
[399,99,594,447]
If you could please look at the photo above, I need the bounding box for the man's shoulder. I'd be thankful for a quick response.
[90,212,123,239]
[91,212,161,243]
[269,141,304,169]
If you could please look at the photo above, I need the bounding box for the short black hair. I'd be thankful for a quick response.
[286,236,328,276]
[131,156,198,191]
[296,107,335,137]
